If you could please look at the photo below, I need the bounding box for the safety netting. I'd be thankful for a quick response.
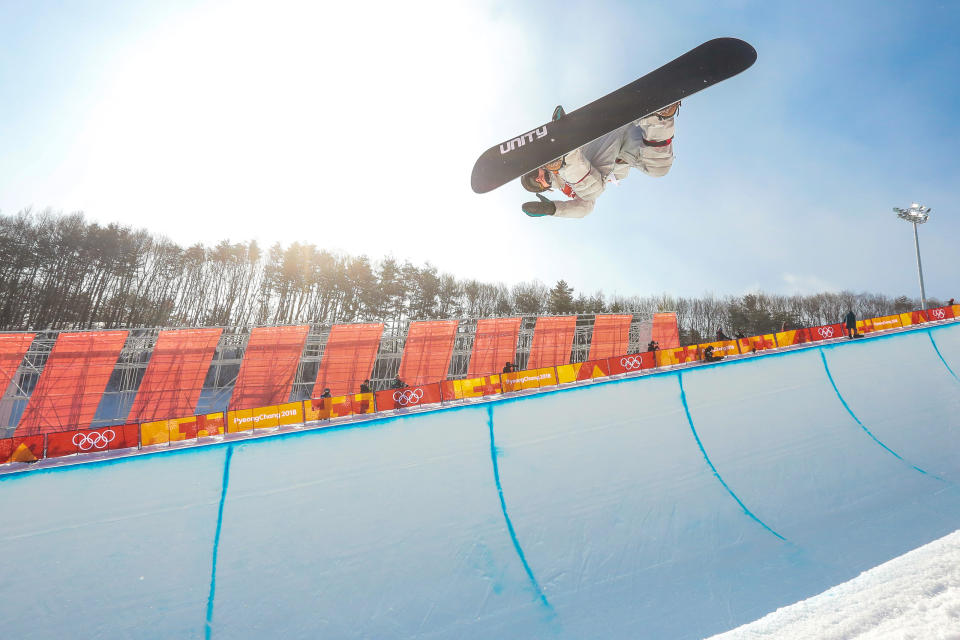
[468,317,522,377]
[312,323,384,397]
[652,312,680,349]
[0,333,35,394]
[15,331,129,435]
[228,325,309,411]
[527,316,577,369]
[127,328,223,423]
[588,314,632,360]
[397,320,458,385]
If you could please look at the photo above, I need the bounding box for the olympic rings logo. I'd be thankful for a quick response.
[817,326,835,338]
[620,356,643,370]
[393,388,425,406]
[72,429,116,451]
[931,308,946,319]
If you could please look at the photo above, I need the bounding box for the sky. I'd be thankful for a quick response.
[1,0,958,302]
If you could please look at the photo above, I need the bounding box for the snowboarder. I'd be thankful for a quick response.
[520,101,680,218]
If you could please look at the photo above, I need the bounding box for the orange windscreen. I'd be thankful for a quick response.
[588,314,632,359]
[527,316,577,369]
[0,333,35,393]
[16,331,128,435]
[468,317,521,377]
[397,320,458,385]
[127,328,223,423]
[229,325,309,410]
[313,323,384,397]
[652,312,680,349]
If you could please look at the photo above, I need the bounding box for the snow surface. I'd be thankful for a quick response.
[709,528,960,639]
[0,322,959,638]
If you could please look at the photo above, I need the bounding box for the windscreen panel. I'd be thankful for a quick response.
[468,317,521,377]
[588,314,632,360]
[397,320,458,386]
[16,331,128,435]
[527,316,577,369]
[652,312,680,349]
[229,325,309,411]
[127,328,223,423]
[312,323,384,397]
[0,333,35,393]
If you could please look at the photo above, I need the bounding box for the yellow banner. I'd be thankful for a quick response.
[656,346,699,367]
[501,368,556,392]
[738,334,776,353]
[858,314,902,334]
[277,401,304,427]
[169,416,197,441]
[227,409,254,433]
[697,339,740,358]
[252,405,280,430]
[140,419,171,446]
[452,376,502,399]
[198,412,225,438]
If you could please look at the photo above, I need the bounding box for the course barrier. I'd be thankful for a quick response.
[2,307,957,469]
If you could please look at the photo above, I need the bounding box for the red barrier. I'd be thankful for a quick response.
[608,351,657,374]
[927,306,955,322]
[46,424,140,458]
[808,323,846,342]
[774,328,811,347]
[0,435,44,463]
[374,383,443,411]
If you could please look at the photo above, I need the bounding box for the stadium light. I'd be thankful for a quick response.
[893,203,931,310]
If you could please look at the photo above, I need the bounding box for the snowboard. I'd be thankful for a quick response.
[470,37,757,194]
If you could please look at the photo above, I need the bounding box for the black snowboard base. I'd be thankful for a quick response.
[470,38,757,194]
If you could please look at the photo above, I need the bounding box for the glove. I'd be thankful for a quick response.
[522,193,556,217]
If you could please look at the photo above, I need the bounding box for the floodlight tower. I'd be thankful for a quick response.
[893,203,931,310]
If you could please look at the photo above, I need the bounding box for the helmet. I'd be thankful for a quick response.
[521,167,550,193]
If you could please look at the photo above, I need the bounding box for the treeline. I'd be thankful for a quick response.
[0,209,944,344]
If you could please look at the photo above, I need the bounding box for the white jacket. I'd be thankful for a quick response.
[549,113,676,218]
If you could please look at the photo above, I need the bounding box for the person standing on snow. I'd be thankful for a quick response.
[520,101,680,218]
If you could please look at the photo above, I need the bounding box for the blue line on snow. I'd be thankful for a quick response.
[677,372,787,541]
[486,405,553,611]
[205,444,234,639]
[928,330,960,382]
[818,349,937,478]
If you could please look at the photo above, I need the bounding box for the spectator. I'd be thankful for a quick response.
[844,310,860,339]
[780,320,788,332]
[716,328,729,341]
[734,329,745,339]
[647,340,659,352]
[949,298,955,306]
[391,377,405,389]
[502,361,516,373]
[320,388,332,398]
[359,379,371,394]
[703,345,724,362]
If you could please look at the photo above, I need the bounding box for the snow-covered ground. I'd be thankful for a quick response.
[710,528,960,639]
[1,322,959,638]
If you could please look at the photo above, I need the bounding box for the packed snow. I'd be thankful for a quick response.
[709,528,960,639]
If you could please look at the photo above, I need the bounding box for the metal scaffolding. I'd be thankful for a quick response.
[0,312,656,435]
